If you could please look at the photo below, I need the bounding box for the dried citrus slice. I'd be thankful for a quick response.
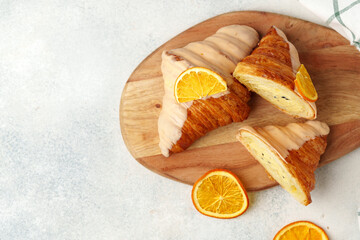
[174,67,227,103]
[191,169,249,219]
[295,64,318,102]
[274,221,329,240]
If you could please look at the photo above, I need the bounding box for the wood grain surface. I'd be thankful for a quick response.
[120,11,360,191]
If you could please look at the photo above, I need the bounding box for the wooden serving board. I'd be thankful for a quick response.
[120,11,360,191]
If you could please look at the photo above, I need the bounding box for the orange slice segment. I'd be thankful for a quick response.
[191,169,249,219]
[295,64,318,102]
[174,67,227,103]
[274,221,329,240]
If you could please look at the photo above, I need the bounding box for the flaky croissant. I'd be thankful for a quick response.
[237,121,329,205]
[233,26,316,119]
[158,25,259,157]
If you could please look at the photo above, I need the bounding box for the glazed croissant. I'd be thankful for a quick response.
[237,121,329,205]
[158,25,259,157]
[233,26,316,119]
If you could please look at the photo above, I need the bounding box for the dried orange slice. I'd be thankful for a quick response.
[191,169,249,219]
[174,67,227,103]
[295,64,318,102]
[274,221,329,240]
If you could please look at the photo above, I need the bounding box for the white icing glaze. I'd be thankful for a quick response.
[273,26,317,119]
[272,26,300,73]
[239,120,330,160]
[158,25,259,157]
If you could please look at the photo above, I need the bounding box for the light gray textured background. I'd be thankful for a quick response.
[0,0,359,239]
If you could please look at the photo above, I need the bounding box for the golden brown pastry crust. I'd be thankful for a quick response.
[234,26,295,90]
[285,135,328,205]
[170,80,250,154]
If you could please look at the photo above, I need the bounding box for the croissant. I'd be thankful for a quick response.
[237,121,330,205]
[233,26,317,119]
[158,25,259,157]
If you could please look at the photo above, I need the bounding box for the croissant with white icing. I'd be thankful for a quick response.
[233,26,317,119]
[237,121,330,205]
[158,25,259,157]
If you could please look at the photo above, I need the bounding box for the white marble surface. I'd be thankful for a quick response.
[0,0,359,239]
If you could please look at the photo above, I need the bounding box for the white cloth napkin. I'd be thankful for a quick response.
[299,0,360,50]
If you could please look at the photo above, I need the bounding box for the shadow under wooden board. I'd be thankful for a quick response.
[120,11,360,191]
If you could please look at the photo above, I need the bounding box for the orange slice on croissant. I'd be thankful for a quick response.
[174,67,227,103]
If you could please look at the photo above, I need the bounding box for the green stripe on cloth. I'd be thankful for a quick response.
[332,0,359,47]
[326,0,360,24]
[355,39,360,47]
